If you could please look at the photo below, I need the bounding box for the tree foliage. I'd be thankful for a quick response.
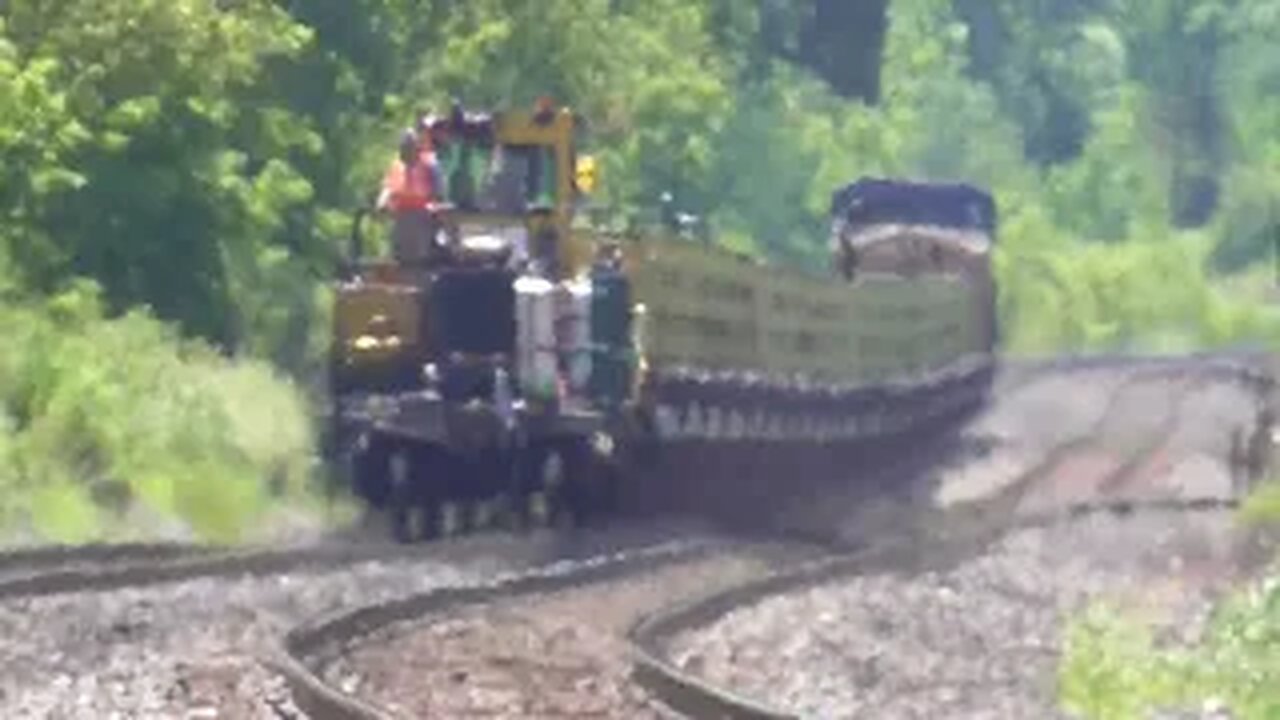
[5,0,1279,361]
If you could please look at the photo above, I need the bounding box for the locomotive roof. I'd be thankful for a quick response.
[831,177,997,237]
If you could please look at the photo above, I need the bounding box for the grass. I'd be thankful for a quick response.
[0,280,328,545]
[1058,479,1280,720]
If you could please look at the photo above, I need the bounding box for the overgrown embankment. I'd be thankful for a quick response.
[0,282,320,545]
[1058,483,1280,720]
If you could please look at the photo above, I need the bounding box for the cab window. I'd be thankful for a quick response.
[437,140,557,213]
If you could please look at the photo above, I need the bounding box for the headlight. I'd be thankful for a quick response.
[459,223,527,254]
[350,334,402,351]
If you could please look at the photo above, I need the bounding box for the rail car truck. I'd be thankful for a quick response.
[328,99,999,541]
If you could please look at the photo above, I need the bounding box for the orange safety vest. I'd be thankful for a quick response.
[382,158,435,211]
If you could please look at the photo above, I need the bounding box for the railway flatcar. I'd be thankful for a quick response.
[327,100,998,541]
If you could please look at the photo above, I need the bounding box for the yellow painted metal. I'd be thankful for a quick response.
[489,107,587,277]
[332,277,425,369]
[575,154,598,194]
[334,105,580,375]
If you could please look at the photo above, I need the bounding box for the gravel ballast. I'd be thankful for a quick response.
[0,519,714,719]
[665,371,1263,719]
[668,510,1242,719]
[0,558,480,719]
[328,547,804,719]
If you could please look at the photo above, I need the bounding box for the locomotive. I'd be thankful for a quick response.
[328,100,998,541]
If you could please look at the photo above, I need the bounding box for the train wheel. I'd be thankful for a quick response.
[541,445,574,530]
[417,497,443,541]
[581,431,620,525]
[492,463,523,532]
[382,443,449,543]
[457,499,479,535]
[500,449,529,533]
[468,452,505,533]
[440,502,465,535]
[558,437,607,529]
[388,447,415,544]
[415,450,443,542]
[350,433,391,508]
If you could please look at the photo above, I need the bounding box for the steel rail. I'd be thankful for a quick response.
[0,541,435,601]
[0,541,220,579]
[269,353,1270,719]
[624,358,1266,720]
[267,538,726,720]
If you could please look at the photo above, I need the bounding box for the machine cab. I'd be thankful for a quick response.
[421,98,589,278]
[331,99,603,403]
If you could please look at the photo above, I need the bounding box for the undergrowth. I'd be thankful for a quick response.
[1059,480,1280,720]
[0,280,324,544]
[1059,574,1280,720]
[1239,481,1280,528]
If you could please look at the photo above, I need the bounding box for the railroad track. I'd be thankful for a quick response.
[0,541,220,587]
[260,354,1270,719]
[627,490,1248,720]
[0,521,723,602]
[0,352,1268,718]
[0,536,469,601]
[625,358,1266,720]
[268,538,735,720]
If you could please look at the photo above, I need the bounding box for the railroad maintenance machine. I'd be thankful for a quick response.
[328,99,999,542]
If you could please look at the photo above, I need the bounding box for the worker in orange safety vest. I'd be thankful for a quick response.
[378,128,444,264]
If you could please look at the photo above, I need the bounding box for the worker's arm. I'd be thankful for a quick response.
[428,157,445,201]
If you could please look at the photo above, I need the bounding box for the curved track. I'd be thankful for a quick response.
[270,539,737,720]
[0,542,216,574]
[270,354,1273,719]
[0,353,1270,718]
[0,520,724,718]
[628,359,1268,719]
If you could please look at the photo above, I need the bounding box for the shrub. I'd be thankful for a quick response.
[0,280,318,543]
